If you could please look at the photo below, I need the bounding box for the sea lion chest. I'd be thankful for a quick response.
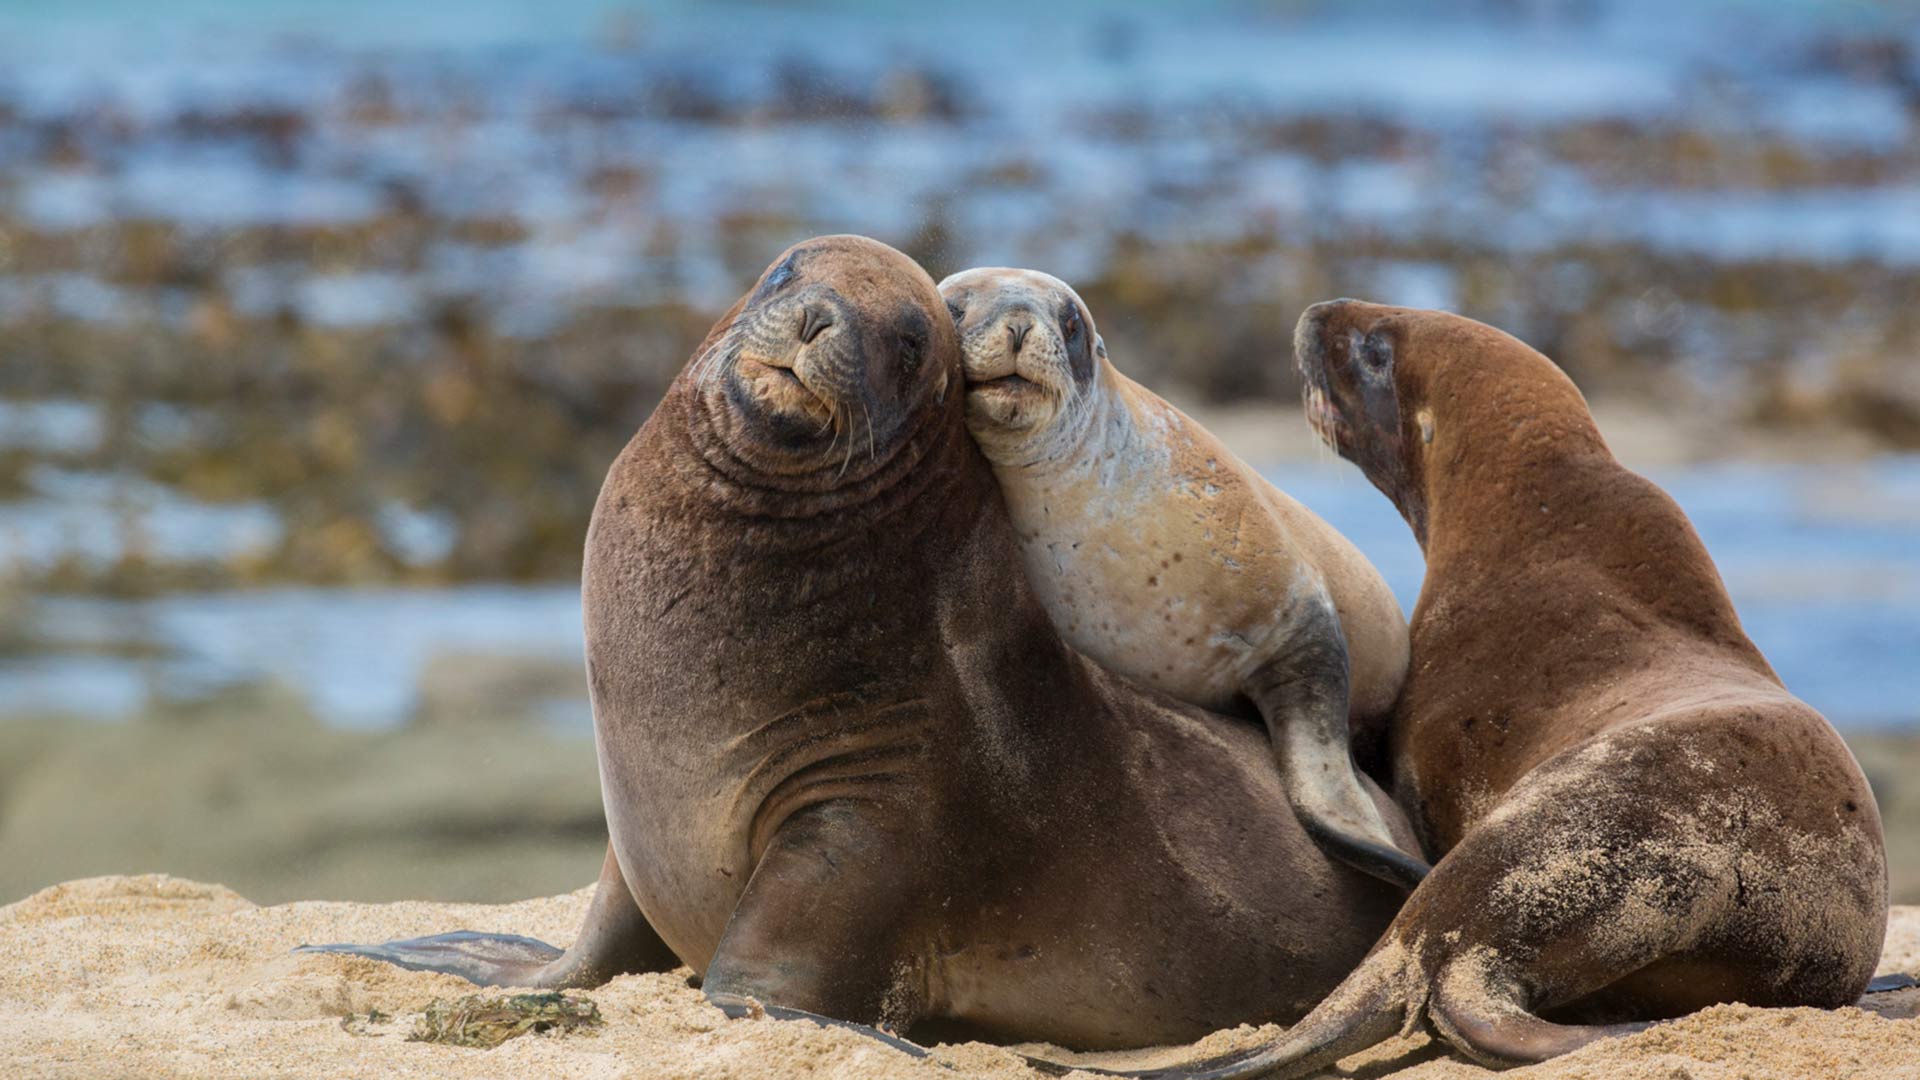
[580,484,954,970]
[997,395,1314,712]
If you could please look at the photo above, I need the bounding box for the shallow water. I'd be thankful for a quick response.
[3,454,1914,731]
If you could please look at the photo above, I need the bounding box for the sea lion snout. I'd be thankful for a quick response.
[752,285,859,379]
[1294,298,1394,383]
[731,283,865,432]
[1295,299,1383,445]
[1295,299,1424,528]
[958,294,1069,386]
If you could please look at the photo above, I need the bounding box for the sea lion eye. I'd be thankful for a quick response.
[746,250,804,306]
[1060,305,1080,339]
[900,332,924,373]
[1362,333,1393,373]
[945,299,965,325]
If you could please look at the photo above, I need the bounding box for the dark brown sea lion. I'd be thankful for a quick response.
[1100,301,1889,1078]
[300,238,1414,1051]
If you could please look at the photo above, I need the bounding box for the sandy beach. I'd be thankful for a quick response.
[6,874,1916,1080]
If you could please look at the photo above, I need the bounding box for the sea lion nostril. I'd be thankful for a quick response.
[1008,319,1031,353]
[798,304,834,345]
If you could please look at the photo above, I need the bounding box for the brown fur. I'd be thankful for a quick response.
[1121,301,1888,1078]
[300,239,1413,1052]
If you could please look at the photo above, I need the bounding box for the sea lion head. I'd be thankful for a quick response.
[690,235,956,484]
[1295,299,1594,546]
[937,267,1104,464]
[1293,299,1419,504]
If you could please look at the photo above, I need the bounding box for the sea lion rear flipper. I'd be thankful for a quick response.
[1866,973,1918,994]
[1429,973,1649,1068]
[1245,596,1431,891]
[1023,946,1415,1079]
[1016,1043,1271,1079]
[297,844,678,988]
[296,930,563,985]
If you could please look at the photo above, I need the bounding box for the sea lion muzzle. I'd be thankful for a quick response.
[1295,299,1419,536]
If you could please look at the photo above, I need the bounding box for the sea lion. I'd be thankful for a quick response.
[300,237,1415,1051]
[937,267,1425,889]
[1100,301,1889,1078]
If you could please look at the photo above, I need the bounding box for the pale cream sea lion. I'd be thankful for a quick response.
[938,267,1426,888]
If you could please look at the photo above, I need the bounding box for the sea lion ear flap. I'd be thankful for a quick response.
[1094,334,1107,360]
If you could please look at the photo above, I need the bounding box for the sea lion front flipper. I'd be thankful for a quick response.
[706,996,933,1060]
[702,800,932,1038]
[297,844,678,988]
[1245,593,1430,891]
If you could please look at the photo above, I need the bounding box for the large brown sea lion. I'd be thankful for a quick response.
[300,238,1413,1051]
[1104,301,1888,1078]
[937,267,1425,889]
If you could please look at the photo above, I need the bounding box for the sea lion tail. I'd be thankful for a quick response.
[1021,945,1416,1080]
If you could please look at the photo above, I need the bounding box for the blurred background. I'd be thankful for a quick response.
[2,0,1918,906]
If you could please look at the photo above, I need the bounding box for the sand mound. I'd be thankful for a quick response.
[4,876,1916,1080]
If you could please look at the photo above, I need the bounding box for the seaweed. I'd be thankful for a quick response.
[407,992,603,1050]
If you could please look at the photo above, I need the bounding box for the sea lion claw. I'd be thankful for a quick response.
[708,992,938,1063]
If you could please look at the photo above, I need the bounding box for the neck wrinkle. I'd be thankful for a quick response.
[659,382,971,556]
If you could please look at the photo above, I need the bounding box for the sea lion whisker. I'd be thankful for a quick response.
[835,403,857,482]
[822,403,845,467]
[696,334,732,386]
[700,341,738,390]
[860,398,875,463]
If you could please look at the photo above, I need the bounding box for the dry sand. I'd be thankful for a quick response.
[5,875,1917,1080]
